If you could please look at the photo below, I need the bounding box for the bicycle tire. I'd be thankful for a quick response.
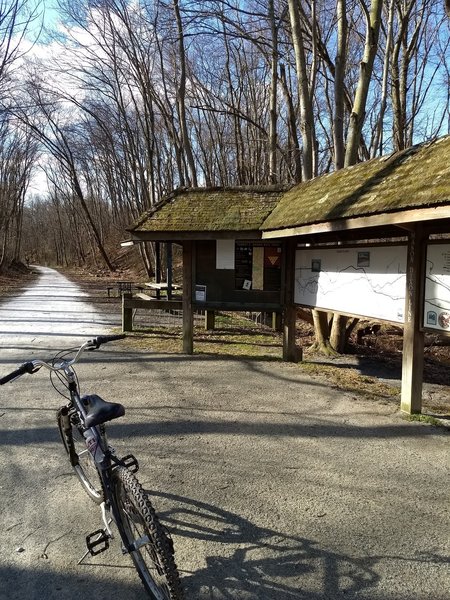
[112,466,183,600]
[57,408,104,504]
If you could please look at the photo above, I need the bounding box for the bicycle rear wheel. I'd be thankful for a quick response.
[57,407,104,504]
[112,466,183,600]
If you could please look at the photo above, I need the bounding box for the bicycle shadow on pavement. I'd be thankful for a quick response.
[150,490,380,599]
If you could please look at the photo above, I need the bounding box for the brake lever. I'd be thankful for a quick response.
[86,340,99,351]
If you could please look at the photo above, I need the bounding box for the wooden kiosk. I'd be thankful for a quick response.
[126,136,450,414]
[125,186,289,349]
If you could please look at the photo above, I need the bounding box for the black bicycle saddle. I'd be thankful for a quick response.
[81,394,125,428]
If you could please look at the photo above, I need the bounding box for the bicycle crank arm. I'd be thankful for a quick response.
[122,534,150,554]
[100,501,114,538]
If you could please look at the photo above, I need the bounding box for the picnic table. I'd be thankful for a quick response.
[107,281,131,297]
[144,282,181,299]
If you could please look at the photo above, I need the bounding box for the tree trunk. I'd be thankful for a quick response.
[72,172,115,272]
[173,0,198,187]
[0,229,8,269]
[139,242,153,278]
[330,314,350,353]
[268,0,278,184]
[279,63,302,182]
[333,0,347,169]
[344,0,383,166]
[287,0,315,181]
[371,0,395,157]
[310,309,338,355]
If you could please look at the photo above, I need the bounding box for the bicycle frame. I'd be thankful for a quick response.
[1,335,184,599]
[66,371,109,464]
[59,366,114,539]
[62,362,146,558]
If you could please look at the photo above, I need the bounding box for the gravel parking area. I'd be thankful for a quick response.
[0,267,449,599]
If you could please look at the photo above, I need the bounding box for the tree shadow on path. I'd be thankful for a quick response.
[151,491,380,599]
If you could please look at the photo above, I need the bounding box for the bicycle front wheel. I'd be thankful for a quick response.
[112,466,183,600]
[57,407,104,504]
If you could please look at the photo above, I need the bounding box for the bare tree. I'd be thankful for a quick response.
[0,0,42,97]
[390,0,449,151]
[287,0,316,180]
[333,0,348,169]
[345,0,383,166]
[0,120,36,267]
[371,0,396,157]
[14,70,116,270]
[0,0,42,269]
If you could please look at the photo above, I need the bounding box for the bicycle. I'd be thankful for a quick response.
[0,334,184,600]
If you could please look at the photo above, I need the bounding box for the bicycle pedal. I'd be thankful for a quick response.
[121,454,139,473]
[86,529,110,556]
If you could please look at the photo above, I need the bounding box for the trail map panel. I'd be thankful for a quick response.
[295,246,407,322]
[424,244,450,331]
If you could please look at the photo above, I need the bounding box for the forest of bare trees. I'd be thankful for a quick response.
[0,0,449,276]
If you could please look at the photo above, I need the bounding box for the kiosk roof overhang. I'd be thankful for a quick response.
[128,186,286,242]
[127,135,450,244]
[262,204,450,241]
[128,229,265,242]
[262,135,450,241]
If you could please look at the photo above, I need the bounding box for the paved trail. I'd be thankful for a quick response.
[0,266,117,356]
[1,267,449,600]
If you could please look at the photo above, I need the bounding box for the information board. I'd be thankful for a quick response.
[295,246,407,323]
[216,239,235,270]
[424,244,450,331]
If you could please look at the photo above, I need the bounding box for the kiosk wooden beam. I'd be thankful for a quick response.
[122,297,183,332]
[401,224,426,414]
[283,238,299,362]
[182,241,194,354]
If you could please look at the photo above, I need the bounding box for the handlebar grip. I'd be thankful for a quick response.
[89,334,126,348]
[0,362,36,385]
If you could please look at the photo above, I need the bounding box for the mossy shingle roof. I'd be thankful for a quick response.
[262,135,450,232]
[129,136,450,237]
[130,187,285,233]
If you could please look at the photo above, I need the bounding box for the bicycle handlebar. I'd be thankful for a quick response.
[0,362,39,385]
[87,334,126,349]
[0,334,126,385]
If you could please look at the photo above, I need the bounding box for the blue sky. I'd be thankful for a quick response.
[26,0,60,40]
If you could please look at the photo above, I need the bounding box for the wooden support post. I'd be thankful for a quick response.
[205,310,215,330]
[155,242,161,283]
[401,224,426,414]
[283,238,299,362]
[182,241,194,354]
[166,242,173,300]
[272,312,282,331]
[122,293,133,332]
[155,242,162,299]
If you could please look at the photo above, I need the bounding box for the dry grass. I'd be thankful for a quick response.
[3,265,447,416]
[0,264,38,297]
[299,361,400,402]
[123,324,284,360]
[119,320,403,404]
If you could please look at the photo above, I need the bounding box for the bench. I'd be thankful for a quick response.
[135,292,155,301]
[144,282,181,299]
